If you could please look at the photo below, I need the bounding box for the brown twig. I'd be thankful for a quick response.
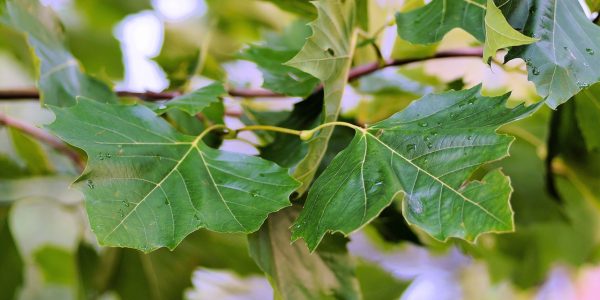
[0,48,483,101]
[0,112,84,171]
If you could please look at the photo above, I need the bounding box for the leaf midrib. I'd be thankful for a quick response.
[361,131,508,225]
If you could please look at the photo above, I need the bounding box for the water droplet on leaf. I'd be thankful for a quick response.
[532,67,540,75]
[418,122,428,127]
[586,48,595,55]
[87,180,95,189]
[406,144,416,152]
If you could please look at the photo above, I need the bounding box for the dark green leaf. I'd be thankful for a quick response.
[395,0,486,44]
[293,85,540,250]
[47,98,299,251]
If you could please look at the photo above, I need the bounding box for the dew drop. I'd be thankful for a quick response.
[424,136,430,142]
[119,209,124,218]
[468,98,475,105]
[418,122,428,127]
[164,199,170,205]
[563,46,568,51]
[374,181,383,186]
[194,214,201,220]
[122,200,130,207]
[431,130,438,136]
[406,144,416,152]
[586,48,595,55]
[158,104,167,110]
[450,112,457,119]
[458,103,465,108]
[251,190,259,197]
[532,67,540,75]
[467,135,473,140]
[87,179,95,189]
[427,143,433,149]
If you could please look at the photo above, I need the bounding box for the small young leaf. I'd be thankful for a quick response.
[395,0,486,44]
[293,85,540,251]
[482,0,537,64]
[152,82,225,116]
[47,98,299,251]
[285,0,358,194]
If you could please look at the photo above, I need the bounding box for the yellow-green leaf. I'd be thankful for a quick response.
[482,0,537,64]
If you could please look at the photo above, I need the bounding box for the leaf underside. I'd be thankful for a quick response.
[505,0,600,108]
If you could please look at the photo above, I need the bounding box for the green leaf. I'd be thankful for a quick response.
[292,85,540,251]
[482,0,537,64]
[8,127,54,175]
[46,98,299,251]
[240,22,320,97]
[152,82,225,116]
[285,0,358,194]
[575,84,600,151]
[248,207,361,300]
[0,0,117,106]
[504,0,600,108]
[395,0,486,44]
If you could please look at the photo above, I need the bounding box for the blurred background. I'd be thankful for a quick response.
[1,0,600,299]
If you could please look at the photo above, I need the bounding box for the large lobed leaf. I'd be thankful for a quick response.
[285,0,358,194]
[292,85,540,251]
[0,0,116,106]
[47,98,299,252]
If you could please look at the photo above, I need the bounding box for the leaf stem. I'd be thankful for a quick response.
[307,121,365,134]
[196,124,229,143]
[236,125,302,136]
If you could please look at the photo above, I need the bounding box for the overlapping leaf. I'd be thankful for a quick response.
[504,0,600,108]
[292,85,540,251]
[482,0,537,63]
[152,82,225,116]
[46,98,299,251]
[395,0,486,44]
[285,0,358,193]
[248,207,360,300]
[240,22,319,97]
[0,0,116,106]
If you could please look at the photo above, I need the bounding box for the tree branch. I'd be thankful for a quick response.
[0,112,84,170]
[0,48,483,101]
